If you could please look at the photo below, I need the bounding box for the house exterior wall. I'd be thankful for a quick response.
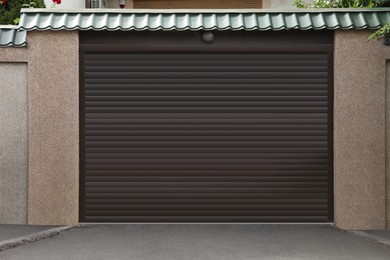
[88,0,289,9]
[105,0,133,8]
[62,0,299,9]
[44,0,84,9]
[1,29,390,228]
[0,63,28,224]
[334,30,390,230]
[132,0,262,9]
[262,0,297,8]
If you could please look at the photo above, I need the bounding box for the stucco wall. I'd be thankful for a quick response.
[387,61,390,229]
[0,63,28,224]
[263,0,297,8]
[0,31,79,226]
[27,31,79,225]
[334,30,390,230]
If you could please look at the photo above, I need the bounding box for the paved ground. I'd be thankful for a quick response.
[1,224,390,260]
[0,225,57,241]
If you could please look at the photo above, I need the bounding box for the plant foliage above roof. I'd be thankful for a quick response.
[0,0,45,25]
[294,0,390,8]
[368,22,390,40]
[294,0,390,41]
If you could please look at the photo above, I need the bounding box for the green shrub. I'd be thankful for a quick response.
[374,0,390,6]
[368,23,390,40]
[293,0,390,8]
[0,0,45,25]
[294,0,390,42]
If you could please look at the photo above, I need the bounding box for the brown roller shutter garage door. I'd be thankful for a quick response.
[80,30,333,223]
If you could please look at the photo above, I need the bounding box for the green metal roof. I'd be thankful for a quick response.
[0,27,27,47]
[19,8,390,31]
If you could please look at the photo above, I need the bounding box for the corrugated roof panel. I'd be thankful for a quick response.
[18,9,390,31]
[0,28,27,47]
[256,13,272,30]
[283,13,299,29]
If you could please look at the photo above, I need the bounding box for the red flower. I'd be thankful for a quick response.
[2,0,9,10]
[52,0,62,4]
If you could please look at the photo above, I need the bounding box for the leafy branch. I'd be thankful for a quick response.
[368,23,390,40]
[294,0,390,43]
[294,0,379,8]
[0,0,45,25]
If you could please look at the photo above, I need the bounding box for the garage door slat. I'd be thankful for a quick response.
[85,130,327,136]
[84,210,328,217]
[85,86,328,92]
[85,71,328,79]
[85,193,328,200]
[86,118,327,123]
[85,152,327,159]
[85,124,328,130]
[85,205,328,211]
[85,198,327,204]
[85,158,328,165]
[85,170,328,176]
[85,107,329,113]
[84,53,328,61]
[84,216,329,222]
[85,164,328,171]
[85,66,327,73]
[86,78,327,85]
[85,96,328,102]
[86,176,328,182]
[85,141,328,149]
[86,180,328,187]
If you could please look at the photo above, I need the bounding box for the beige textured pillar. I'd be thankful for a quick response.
[334,30,390,230]
[387,61,390,229]
[27,31,79,225]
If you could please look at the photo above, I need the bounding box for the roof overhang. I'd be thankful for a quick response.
[2,8,388,47]
[19,8,390,31]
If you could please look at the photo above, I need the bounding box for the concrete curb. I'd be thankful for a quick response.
[351,231,390,247]
[0,225,77,252]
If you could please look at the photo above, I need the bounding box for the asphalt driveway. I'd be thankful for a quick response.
[0,225,57,241]
[1,224,390,260]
